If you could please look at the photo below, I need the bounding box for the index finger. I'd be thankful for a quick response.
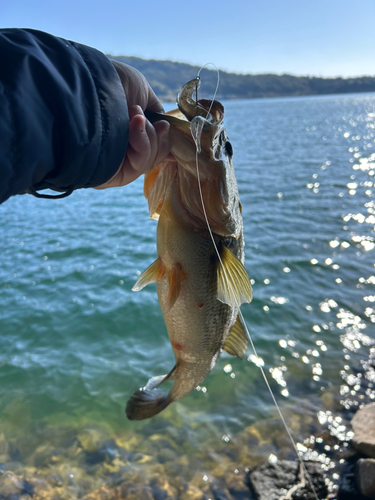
[146,87,165,114]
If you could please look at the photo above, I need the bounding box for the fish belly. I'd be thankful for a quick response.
[156,181,238,401]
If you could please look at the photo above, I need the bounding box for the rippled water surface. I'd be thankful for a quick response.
[1,93,375,498]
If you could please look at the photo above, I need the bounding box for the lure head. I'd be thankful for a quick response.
[177,78,224,125]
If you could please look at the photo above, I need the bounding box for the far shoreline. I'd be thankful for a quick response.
[109,54,375,102]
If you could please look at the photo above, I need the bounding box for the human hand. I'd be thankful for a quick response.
[95,61,171,189]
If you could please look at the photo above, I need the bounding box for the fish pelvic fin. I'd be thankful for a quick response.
[217,245,253,307]
[223,314,248,359]
[126,388,171,420]
[165,263,187,312]
[132,257,166,292]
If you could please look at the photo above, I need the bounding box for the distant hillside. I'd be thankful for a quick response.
[110,55,375,102]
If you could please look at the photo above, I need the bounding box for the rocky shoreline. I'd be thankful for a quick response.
[0,409,373,500]
[336,403,375,499]
[0,347,374,500]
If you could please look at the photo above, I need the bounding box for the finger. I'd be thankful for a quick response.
[94,119,171,189]
[127,117,171,177]
[151,120,171,168]
[128,115,152,161]
[146,85,164,113]
[128,104,144,120]
[95,111,153,189]
[114,157,144,186]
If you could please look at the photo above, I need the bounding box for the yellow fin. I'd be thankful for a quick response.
[166,263,187,312]
[132,258,166,291]
[223,314,248,359]
[217,246,252,307]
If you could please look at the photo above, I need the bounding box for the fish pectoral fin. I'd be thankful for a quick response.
[144,163,162,201]
[165,263,187,312]
[132,257,166,291]
[217,245,253,307]
[223,314,248,359]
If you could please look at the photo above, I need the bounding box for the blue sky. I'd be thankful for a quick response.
[1,0,374,77]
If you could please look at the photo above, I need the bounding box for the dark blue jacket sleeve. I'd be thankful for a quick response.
[0,29,129,204]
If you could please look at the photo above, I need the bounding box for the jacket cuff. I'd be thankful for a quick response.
[68,42,129,188]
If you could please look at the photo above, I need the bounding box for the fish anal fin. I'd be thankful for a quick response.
[144,374,168,390]
[132,257,166,292]
[166,263,187,312]
[217,245,253,307]
[223,314,248,359]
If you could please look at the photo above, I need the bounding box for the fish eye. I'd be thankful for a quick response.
[225,141,233,157]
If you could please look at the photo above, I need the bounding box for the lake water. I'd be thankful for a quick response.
[0,93,375,498]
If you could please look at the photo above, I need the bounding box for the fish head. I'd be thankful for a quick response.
[144,79,243,238]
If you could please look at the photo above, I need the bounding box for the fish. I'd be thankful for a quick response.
[126,77,253,420]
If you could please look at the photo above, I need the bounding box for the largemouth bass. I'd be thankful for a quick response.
[126,78,252,420]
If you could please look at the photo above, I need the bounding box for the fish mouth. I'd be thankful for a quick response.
[145,78,224,127]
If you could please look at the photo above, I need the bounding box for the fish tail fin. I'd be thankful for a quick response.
[125,388,171,420]
[126,367,177,420]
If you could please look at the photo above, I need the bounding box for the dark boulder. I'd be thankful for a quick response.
[248,459,327,500]
[337,455,369,500]
[355,458,375,499]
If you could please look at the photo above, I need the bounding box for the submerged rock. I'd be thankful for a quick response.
[179,484,205,500]
[355,458,375,499]
[78,428,106,453]
[0,470,35,497]
[248,459,327,500]
[351,403,375,458]
[0,432,9,463]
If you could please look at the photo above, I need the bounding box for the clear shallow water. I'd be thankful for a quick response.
[0,93,375,498]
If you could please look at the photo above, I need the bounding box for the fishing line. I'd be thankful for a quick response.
[191,74,319,500]
[196,64,220,119]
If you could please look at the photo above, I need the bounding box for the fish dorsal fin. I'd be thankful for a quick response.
[132,258,166,291]
[166,263,187,312]
[217,245,253,307]
[223,314,248,359]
